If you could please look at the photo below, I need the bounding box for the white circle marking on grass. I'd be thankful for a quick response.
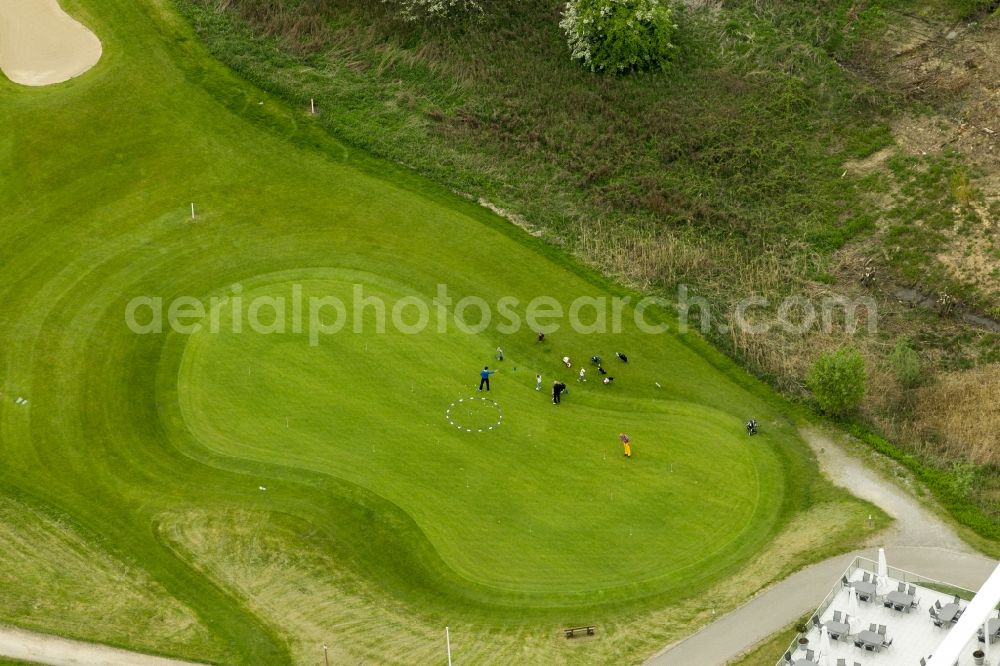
[445,396,503,433]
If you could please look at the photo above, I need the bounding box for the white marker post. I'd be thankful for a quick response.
[190,202,196,220]
[446,627,452,666]
[311,98,316,115]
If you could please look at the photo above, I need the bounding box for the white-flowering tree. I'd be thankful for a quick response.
[382,0,483,22]
[560,0,679,73]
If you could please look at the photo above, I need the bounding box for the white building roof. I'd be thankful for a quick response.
[928,563,1000,666]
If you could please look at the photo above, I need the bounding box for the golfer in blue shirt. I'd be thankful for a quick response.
[479,366,497,391]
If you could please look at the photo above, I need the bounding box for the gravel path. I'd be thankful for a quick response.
[646,427,996,666]
[806,427,971,553]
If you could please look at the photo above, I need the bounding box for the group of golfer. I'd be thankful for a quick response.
[481,345,625,397]
[477,341,638,457]
[475,337,758,461]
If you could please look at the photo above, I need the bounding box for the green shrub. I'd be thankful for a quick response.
[806,347,866,417]
[560,0,679,74]
[889,336,923,389]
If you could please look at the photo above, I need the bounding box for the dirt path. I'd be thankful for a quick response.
[0,626,203,666]
[646,427,996,666]
[805,427,971,553]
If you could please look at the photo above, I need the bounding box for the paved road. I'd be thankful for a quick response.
[646,428,997,666]
[0,626,202,666]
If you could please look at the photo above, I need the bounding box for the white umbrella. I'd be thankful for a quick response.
[819,625,831,666]
[877,547,890,595]
[847,586,860,628]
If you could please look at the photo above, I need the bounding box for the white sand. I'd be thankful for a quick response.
[0,0,102,86]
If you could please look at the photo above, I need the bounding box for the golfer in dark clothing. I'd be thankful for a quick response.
[479,366,497,391]
[552,381,567,404]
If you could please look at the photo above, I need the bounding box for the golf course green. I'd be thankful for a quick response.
[0,0,867,662]
[175,273,777,600]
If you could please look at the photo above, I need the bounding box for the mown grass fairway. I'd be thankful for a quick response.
[0,0,876,662]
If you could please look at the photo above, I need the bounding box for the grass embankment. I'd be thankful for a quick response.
[726,619,803,666]
[176,0,999,544]
[0,494,227,659]
[0,0,886,662]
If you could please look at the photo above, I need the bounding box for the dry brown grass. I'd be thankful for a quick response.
[213,0,332,53]
[914,364,1000,465]
[574,220,823,298]
[574,221,885,390]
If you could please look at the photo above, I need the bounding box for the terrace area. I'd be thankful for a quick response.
[778,553,1000,666]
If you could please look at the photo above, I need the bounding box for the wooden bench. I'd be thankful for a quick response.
[564,626,595,638]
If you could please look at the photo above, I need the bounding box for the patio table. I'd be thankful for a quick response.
[939,603,962,623]
[887,590,914,608]
[853,581,876,600]
[824,620,850,639]
[858,629,882,650]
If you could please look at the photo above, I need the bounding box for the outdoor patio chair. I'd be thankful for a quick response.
[908,584,917,596]
[933,619,944,628]
[882,637,893,650]
[864,643,875,653]
[912,597,920,609]
[883,598,894,608]
[833,610,842,622]
[935,600,942,609]
[784,650,793,664]
[863,572,871,582]
[807,649,815,660]
[954,595,961,604]
[894,603,905,612]
[920,658,927,666]
[837,659,846,666]
[878,624,887,636]
[812,615,821,627]
[898,582,906,592]
[854,639,864,649]
[842,575,850,587]
[869,623,877,632]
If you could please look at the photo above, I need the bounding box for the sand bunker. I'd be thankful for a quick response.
[0,0,102,86]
